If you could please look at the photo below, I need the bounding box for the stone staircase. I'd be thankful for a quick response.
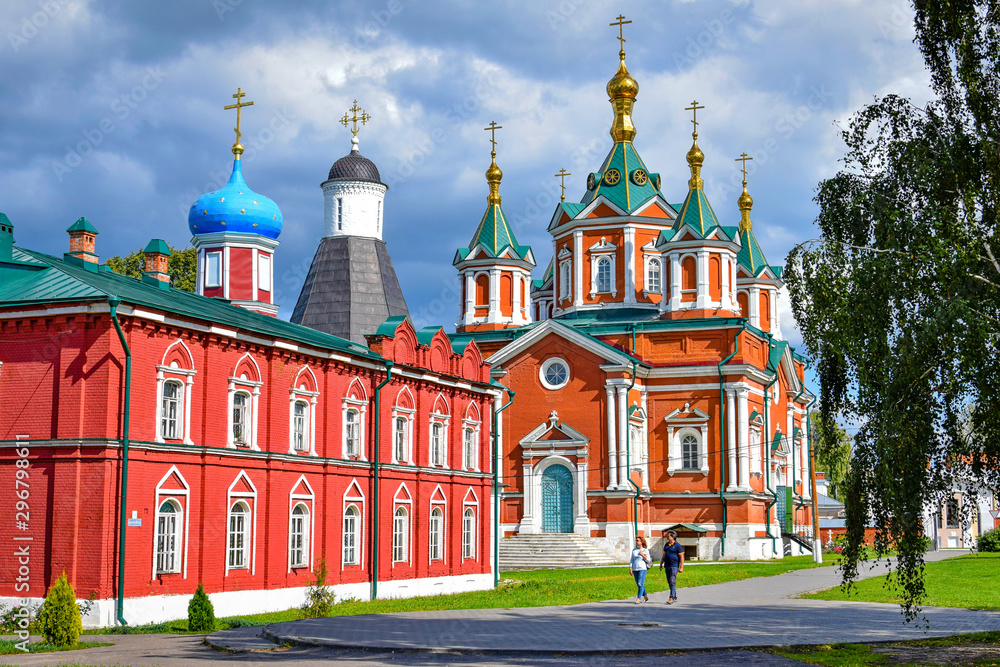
[499,533,623,571]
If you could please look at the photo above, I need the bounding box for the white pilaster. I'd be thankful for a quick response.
[749,286,761,329]
[624,226,636,304]
[463,271,475,325]
[488,269,501,323]
[696,250,709,308]
[669,253,682,311]
[726,389,737,491]
[617,386,628,490]
[737,388,751,491]
[573,230,583,307]
[606,386,618,489]
[721,254,731,310]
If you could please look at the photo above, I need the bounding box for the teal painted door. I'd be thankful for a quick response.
[541,465,574,533]
[775,485,787,532]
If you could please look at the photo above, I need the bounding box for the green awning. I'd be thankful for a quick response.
[662,523,707,534]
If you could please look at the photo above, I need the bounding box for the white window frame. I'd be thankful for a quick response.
[227,359,262,450]
[152,466,190,580]
[558,259,572,301]
[289,381,319,456]
[539,357,571,391]
[429,506,444,562]
[429,415,449,467]
[664,405,711,476]
[258,253,271,292]
[336,197,343,231]
[343,404,363,459]
[226,471,258,575]
[289,503,309,569]
[462,506,477,560]
[462,425,478,470]
[227,501,250,570]
[205,250,222,288]
[155,499,181,575]
[588,238,618,298]
[232,391,251,446]
[681,432,699,469]
[391,410,414,464]
[155,362,195,445]
[343,503,360,566]
[679,252,698,302]
[160,379,183,441]
[645,256,661,296]
[392,506,409,564]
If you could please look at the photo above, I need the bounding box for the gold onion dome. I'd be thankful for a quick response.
[486,152,502,205]
[606,53,639,99]
[686,135,705,190]
[607,50,638,143]
[738,182,754,232]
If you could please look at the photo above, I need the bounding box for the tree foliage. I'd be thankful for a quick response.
[105,246,197,292]
[187,583,215,632]
[811,412,851,501]
[37,572,82,646]
[786,0,1000,619]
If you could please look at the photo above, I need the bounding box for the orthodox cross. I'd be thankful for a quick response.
[554,168,572,202]
[736,152,753,182]
[484,121,502,155]
[685,100,705,134]
[340,100,371,138]
[224,87,254,153]
[610,14,632,53]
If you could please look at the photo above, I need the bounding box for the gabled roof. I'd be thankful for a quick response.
[674,186,720,235]
[579,141,662,213]
[66,217,98,234]
[454,202,532,264]
[483,318,646,368]
[737,227,771,276]
[3,247,378,359]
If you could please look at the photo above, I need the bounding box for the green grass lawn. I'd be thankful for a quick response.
[0,639,112,655]
[803,552,1000,610]
[767,630,1000,666]
[84,555,832,634]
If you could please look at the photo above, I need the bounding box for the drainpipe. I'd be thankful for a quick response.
[491,386,514,587]
[763,336,779,557]
[717,321,748,558]
[108,297,131,627]
[370,360,393,601]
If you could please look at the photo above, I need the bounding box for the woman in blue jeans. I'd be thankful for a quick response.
[629,536,651,603]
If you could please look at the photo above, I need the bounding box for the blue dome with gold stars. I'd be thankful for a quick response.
[188,159,283,239]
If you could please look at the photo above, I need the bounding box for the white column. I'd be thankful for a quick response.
[463,271,475,325]
[488,269,501,323]
[737,388,751,491]
[573,230,583,307]
[670,254,682,311]
[726,389,737,491]
[749,286,761,329]
[617,386,628,490]
[720,254,731,310]
[184,375,194,445]
[511,272,522,324]
[640,391,649,491]
[624,227,636,304]
[696,250,709,308]
[606,386,618,489]
[575,459,589,534]
[659,253,669,313]
[251,386,261,451]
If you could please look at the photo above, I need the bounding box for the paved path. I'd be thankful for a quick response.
[247,550,1000,655]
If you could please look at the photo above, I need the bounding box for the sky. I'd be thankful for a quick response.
[0,0,932,369]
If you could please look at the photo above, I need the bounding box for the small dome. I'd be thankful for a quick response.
[326,137,385,187]
[606,59,639,100]
[188,159,283,239]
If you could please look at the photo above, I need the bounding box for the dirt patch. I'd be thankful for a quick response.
[874,642,1000,665]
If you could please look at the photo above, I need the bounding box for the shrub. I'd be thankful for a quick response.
[37,572,82,646]
[223,617,259,628]
[300,558,335,618]
[187,583,215,632]
[978,527,1000,553]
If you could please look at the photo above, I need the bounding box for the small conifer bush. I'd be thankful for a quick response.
[300,558,335,618]
[187,583,215,632]
[978,527,1000,552]
[37,572,82,646]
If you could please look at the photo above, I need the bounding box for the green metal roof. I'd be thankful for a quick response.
[663,522,707,533]
[142,239,172,256]
[455,202,531,264]
[416,325,443,347]
[674,185,720,235]
[771,431,784,451]
[374,315,409,338]
[541,257,553,283]
[2,247,379,359]
[66,217,98,234]
[737,227,770,275]
[580,141,662,213]
[768,340,788,373]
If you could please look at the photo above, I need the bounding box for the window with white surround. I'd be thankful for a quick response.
[336,198,343,231]
[559,260,572,300]
[429,507,443,561]
[342,381,368,459]
[681,433,699,469]
[258,253,271,291]
[463,427,477,470]
[428,396,450,467]
[431,422,444,466]
[292,401,308,451]
[664,405,711,476]
[377,200,382,235]
[228,502,250,569]
[539,357,570,390]
[155,500,181,574]
[588,238,618,298]
[233,393,250,446]
[392,507,409,563]
[596,257,612,293]
[462,508,476,559]
[646,257,661,294]
[394,417,409,463]
[288,369,319,455]
[205,251,222,288]
[343,504,360,565]
[161,381,182,440]
[345,409,360,456]
[289,504,309,568]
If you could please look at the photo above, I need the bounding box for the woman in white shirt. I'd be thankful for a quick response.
[629,536,651,603]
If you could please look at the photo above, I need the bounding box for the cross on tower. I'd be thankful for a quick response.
[610,14,632,54]
[340,99,371,138]
[484,121,502,155]
[735,152,753,183]
[224,87,254,155]
[685,100,705,135]
[554,168,572,202]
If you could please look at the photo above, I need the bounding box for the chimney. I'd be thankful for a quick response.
[66,217,99,263]
[142,239,172,285]
[0,212,13,263]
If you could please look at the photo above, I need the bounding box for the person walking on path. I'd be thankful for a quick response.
[659,530,685,604]
[629,536,652,604]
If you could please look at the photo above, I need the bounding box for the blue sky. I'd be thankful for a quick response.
[1,0,930,360]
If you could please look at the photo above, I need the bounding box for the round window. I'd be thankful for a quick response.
[540,358,570,390]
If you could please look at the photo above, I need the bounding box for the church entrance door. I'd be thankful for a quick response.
[541,464,574,533]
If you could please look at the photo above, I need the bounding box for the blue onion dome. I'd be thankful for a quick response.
[188,159,283,239]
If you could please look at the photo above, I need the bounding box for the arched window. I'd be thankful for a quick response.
[682,433,699,469]
[431,422,444,466]
[292,401,308,452]
[394,416,410,463]
[232,393,250,446]
[681,256,697,302]
[462,508,476,559]
[945,498,960,528]
[596,257,612,293]
[289,504,309,568]
[161,381,183,440]
[463,427,477,470]
[646,258,661,294]
[475,274,489,306]
[759,290,771,332]
[429,507,443,561]
[737,291,749,317]
[345,408,360,457]
[392,507,409,563]
[155,500,181,574]
[630,426,642,462]
[709,255,722,300]
[343,505,360,565]
[559,261,572,299]
[228,502,250,568]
